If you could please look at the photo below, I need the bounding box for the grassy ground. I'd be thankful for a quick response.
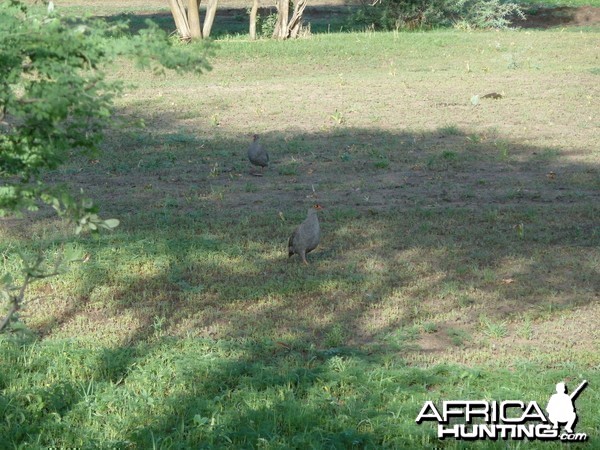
[1,7,599,450]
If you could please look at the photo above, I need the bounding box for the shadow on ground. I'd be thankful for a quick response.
[2,115,599,447]
[4,115,597,350]
[103,5,358,38]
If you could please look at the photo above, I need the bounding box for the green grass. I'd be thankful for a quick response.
[1,6,600,448]
[1,336,598,448]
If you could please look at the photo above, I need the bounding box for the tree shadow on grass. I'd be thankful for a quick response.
[6,121,594,354]
[1,333,455,448]
[3,332,598,447]
[1,122,599,447]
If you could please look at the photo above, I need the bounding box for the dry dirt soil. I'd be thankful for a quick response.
[513,5,600,28]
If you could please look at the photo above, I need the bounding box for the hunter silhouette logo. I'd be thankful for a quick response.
[547,381,587,435]
[415,380,588,442]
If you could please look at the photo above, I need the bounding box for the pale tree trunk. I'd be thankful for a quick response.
[249,0,259,40]
[188,0,202,39]
[168,0,219,41]
[168,0,191,40]
[288,0,308,38]
[202,0,219,38]
[272,0,289,39]
[272,0,308,40]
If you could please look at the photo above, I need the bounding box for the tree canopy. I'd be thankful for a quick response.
[0,0,212,226]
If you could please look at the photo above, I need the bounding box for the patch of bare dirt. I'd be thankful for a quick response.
[514,6,600,29]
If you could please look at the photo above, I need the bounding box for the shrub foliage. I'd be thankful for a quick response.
[352,0,525,30]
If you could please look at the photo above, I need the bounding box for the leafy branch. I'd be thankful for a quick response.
[0,246,86,333]
[0,0,212,334]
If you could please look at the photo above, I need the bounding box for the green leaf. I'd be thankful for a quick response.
[103,218,120,229]
[63,245,84,263]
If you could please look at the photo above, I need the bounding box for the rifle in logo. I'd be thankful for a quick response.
[546,380,587,434]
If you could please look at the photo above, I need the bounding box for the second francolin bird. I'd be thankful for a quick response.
[247,134,269,175]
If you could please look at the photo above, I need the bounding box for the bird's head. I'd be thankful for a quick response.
[312,204,324,211]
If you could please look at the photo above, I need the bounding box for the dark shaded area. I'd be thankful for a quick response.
[2,116,599,447]
[514,5,600,29]
[104,5,358,39]
[0,334,445,448]
[5,115,597,349]
[100,4,600,38]
[2,332,598,447]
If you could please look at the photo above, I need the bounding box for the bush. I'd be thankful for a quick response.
[351,0,525,30]
[258,11,279,37]
[0,1,211,219]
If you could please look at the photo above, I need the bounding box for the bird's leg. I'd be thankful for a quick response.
[301,252,308,265]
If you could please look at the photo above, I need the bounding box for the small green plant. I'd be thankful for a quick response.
[152,315,167,337]
[447,327,471,347]
[518,318,534,340]
[442,150,457,160]
[457,294,475,307]
[374,158,390,169]
[422,322,438,333]
[209,162,221,178]
[480,316,508,339]
[440,124,461,136]
[515,223,525,239]
[324,323,346,347]
[162,196,180,208]
[278,163,299,176]
[496,140,510,161]
[506,53,519,70]
[329,110,346,125]
[426,150,459,170]
[467,133,482,144]
[244,183,258,193]
[209,185,225,201]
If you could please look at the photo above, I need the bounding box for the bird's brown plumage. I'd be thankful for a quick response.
[288,204,323,264]
[247,134,269,170]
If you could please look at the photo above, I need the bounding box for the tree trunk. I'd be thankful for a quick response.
[272,0,308,39]
[272,0,289,39]
[168,0,191,40]
[202,0,219,38]
[187,0,202,40]
[249,0,259,40]
[288,0,308,38]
